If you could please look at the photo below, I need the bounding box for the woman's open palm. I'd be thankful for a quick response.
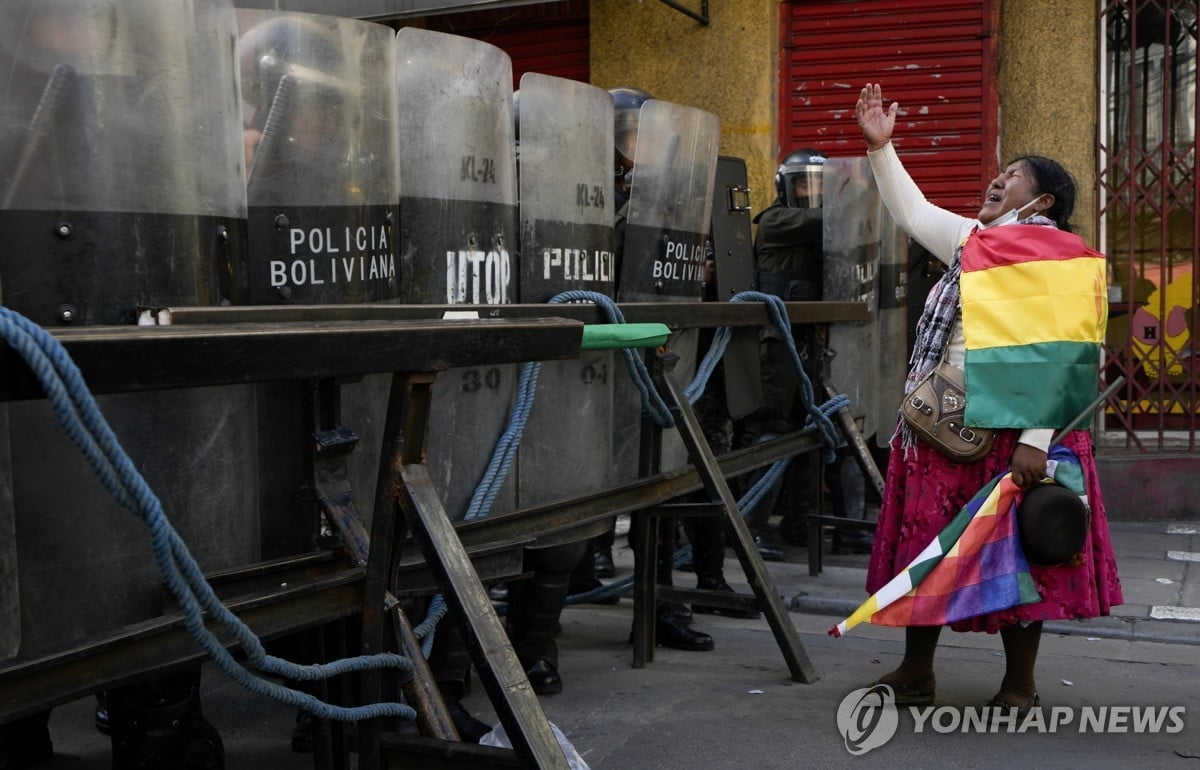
[856,83,898,151]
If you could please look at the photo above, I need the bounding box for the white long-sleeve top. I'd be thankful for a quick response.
[867,142,1054,452]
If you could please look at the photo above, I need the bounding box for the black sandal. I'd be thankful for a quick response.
[871,673,935,706]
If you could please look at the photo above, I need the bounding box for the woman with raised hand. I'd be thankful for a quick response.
[854,82,1122,712]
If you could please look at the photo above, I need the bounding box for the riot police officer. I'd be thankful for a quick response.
[610,86,721,651]
[748,149,873,552]
[746,149,829,548]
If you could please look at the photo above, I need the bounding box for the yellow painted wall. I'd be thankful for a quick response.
[590,0,779,215]
[998,0,1098,245]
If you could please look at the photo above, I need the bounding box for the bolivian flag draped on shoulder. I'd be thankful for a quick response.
[959,224,1107,428]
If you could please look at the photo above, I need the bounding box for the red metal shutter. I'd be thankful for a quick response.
[780,0,997,216]
[427,1,589,89]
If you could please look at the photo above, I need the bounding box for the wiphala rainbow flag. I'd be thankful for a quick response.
[959,224,1107,428]
[830,446,1087,637]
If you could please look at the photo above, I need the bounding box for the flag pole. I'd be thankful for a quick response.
[1049,376,1126,446]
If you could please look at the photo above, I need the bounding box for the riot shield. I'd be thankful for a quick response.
[0,0,258,659]
[0,0,248,323]
[395,28,519,519]
[515,73,615,506]
[239,9,399,304]
[875,206,908,446]
[614,100,717,476]
[237,10,400,553]
[517,73,614,302]
[709,155,762,420]
[617,100,721,303]
[395,27,518,306]
[823,157,882,441]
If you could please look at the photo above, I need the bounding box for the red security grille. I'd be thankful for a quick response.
[779,0,997,216]
[426,0,589,88]
[1100,0,1200,451]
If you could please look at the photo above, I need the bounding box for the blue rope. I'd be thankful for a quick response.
[727,291,845,462]
[683,325,732,404]
[460,290,851,614]
[565,290,854,604]
[412,594,448,658]
[550,291,675,428]
[464,360,542,521]
[0,307,415,721]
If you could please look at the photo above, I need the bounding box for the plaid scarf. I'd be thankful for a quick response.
[895,214,1057,451]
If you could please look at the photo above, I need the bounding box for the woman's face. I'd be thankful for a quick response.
[977,160,1042,225]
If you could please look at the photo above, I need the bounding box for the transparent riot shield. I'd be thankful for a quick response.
[875,209,908,445]
[823,157,882,442]
[0,0,247,322]
[515,73,615,506]
[0,0,257,659]
[395,28,519,518]
[237,11,400,553]
[617,100,720,303]
[395,27,517,305]
[239,9,399,304]
[615,101,719,477]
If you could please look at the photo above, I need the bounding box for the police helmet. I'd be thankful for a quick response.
[775,148,826,208]
[238,14,349,129]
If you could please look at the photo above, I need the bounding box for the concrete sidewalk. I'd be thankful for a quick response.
[768,519,1200,646]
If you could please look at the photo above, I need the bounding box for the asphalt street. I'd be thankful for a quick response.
[30,519,1200,768]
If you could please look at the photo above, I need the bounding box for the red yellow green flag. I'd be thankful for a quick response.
[959,225,1107,428]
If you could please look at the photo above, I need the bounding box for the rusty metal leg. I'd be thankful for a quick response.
[630,508,656,668]
[631,383,664,668]
[369,373,460,744]
[652,353,820,684]
[808,515,824,577]
[314,373,462,767]
[396,463,569,770]
[310,625,351,770]
[390,377,565,769]
[823,383,885,497]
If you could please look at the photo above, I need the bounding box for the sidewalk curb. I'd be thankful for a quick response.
[785,595,1200,646]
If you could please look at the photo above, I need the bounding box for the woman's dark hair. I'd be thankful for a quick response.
[1010,154,1077,232]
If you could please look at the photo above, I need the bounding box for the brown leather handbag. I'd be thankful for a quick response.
[901,360,996,462]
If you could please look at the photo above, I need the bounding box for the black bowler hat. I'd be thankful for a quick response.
[1017,482,1090,567]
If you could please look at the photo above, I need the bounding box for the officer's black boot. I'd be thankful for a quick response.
[653,600,714,650]
[688,517,761,619]
[505,541,586,695]
[423,605,491,743]
[653,519,711,649]
[106,671,223,770]
[568,537,619,605]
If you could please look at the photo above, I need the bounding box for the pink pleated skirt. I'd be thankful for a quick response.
[865,428,1124,633]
